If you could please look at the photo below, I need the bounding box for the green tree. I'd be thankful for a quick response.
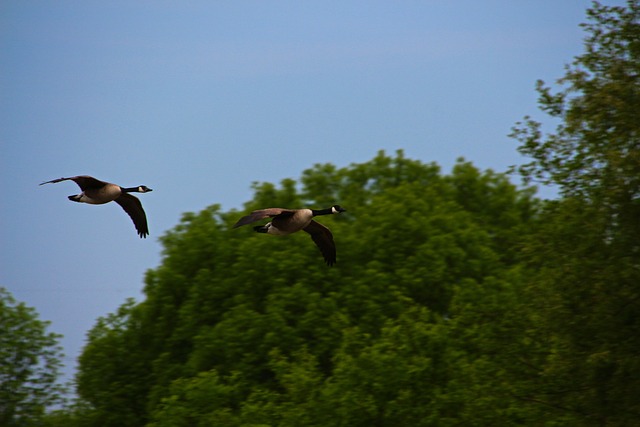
[511,1,640,424]
[0,287,65,426]
[75,299,152,427]
[315,306,454,427]
[73,151,538,426]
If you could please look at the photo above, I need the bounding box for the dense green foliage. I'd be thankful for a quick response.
[66,153,539,427]
[44,1,640,426]
[0,287,65,426]
[508,1,640,423]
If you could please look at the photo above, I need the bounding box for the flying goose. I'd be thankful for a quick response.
[233,205,346,266]
[40,175,153,238]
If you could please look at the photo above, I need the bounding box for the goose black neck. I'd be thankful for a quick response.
[121,186,139,193]
[311,207,334,216]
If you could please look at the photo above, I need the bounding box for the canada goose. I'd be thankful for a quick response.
[233,205,346,266]
[40,175,153,238]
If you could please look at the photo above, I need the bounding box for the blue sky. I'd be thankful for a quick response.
[0,1,620,391]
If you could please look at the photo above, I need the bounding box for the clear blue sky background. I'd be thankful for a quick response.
[0,1,622,391]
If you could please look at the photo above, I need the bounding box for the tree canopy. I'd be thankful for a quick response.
[509,0,640,423]
[59,151,538,427]
[0,287,65,426]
